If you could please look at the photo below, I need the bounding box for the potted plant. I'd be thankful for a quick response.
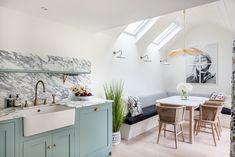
[104,81,125,145]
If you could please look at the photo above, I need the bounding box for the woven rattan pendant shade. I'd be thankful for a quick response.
[168,10,202,57]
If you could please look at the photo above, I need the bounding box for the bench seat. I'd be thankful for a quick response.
[124,105,158,125]
[221,107,231,115]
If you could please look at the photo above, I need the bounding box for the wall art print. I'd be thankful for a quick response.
[186,43,217,84]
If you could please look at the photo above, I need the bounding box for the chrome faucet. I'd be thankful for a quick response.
[34,80,47,106]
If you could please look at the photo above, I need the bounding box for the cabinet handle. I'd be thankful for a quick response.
[94,107,99,112]
[53,144,56,147]
[47,146,51,149]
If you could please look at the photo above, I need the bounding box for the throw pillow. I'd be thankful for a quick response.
[128,96,143,117]
[209,92,225,101]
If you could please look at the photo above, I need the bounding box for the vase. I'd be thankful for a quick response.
[112,131,121,145]
[180,91,188,100]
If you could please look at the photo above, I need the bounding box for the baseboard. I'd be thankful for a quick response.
[120,115,158,140]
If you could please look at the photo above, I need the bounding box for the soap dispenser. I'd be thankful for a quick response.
[6,94,15,108]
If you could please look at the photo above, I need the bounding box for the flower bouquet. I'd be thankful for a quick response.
[176,83,193,100]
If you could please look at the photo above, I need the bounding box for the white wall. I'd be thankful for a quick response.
[163,23,234,94]
[0,7,165,98]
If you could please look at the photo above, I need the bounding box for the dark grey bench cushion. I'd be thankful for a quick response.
[124,105,158,125]
[221,108,231,115]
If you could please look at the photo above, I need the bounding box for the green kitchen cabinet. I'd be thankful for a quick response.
[23,135,52,157]
[78,103,112,157]
[0,122,15,157]
[0,102,112,157]
[23,129,74,157]
[52,129,74,157]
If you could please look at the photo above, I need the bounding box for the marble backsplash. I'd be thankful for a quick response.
[0,50,91,108]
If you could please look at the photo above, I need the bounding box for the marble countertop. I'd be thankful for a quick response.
[58,98,112,108]
[0,98,111,122]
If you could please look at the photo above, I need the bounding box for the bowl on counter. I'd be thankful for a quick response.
[71,95,94,101]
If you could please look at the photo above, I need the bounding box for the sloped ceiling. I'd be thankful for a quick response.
[0,0,218,32]
[161,0,235,51]
[117,0,235,51]
[185,0,235,34]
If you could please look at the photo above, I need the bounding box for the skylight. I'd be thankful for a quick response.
[152,22,181,47]
[124,19,149,36]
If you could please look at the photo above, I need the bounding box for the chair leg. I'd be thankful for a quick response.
[180,124,185,142]
[194,121,198,135]
[174,125,178,149]
[196,121,201,135]
[211,123,217,146]
[214,123,220,140]
[217,122,221,136]
[157,122,163,144]
[215,122,222,137]
[218,117,222,133]
[164,123,166,137]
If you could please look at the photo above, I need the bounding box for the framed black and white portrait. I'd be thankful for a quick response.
[186,43,217,84]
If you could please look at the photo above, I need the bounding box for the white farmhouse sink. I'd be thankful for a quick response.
[22,105,75,136]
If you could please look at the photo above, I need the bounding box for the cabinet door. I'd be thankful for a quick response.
[0,122,15,157]
[23,135,52,157]
[52,129,74,157]
[79,104,112,157]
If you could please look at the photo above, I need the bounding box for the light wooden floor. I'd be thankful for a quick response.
[112,124,230,157]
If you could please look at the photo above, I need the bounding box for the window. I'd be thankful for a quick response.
[124,19,149,36]
[152,22,181,47]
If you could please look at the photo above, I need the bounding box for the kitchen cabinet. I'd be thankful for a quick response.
[0,122,15,157]
[23,135,51,157]
[23,129,74,157]
[52,129,74,157]
[78,103,112,157]
[0,102,112,157]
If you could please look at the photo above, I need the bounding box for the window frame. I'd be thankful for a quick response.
[123,19,150,36]
[152,22,181,47]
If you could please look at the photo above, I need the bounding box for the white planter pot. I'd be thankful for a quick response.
[112,131,121,145]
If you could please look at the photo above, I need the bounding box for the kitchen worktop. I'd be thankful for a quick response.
[58,97,112,108]
[0,97,111,122]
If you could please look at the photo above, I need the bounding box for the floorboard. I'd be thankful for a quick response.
[112,124,230,157]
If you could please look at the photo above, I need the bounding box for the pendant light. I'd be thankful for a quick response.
[168,10,202,57]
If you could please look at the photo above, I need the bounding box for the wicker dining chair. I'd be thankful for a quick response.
[156,103,186,149]
[204,100,224,134]
[194,101,224,138]
[194,104,223,146]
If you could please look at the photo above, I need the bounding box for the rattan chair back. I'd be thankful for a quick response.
[199,105,222,122]
[157,104,186,124]
[204,100,224,106]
